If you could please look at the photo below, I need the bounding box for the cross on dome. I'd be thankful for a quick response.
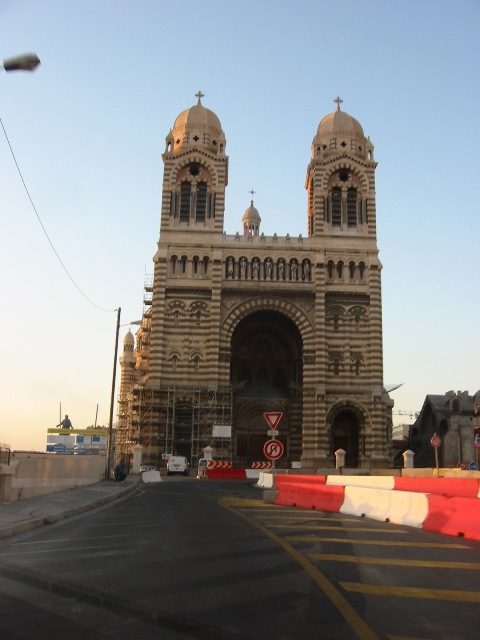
[334,96,343,111]
[249,188,256,204]
[195,90,205,104]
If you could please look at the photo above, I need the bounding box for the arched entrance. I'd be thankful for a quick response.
[230,310,303,466]
[329,408,362,468]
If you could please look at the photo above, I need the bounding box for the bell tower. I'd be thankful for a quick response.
[160,91,228,235]
[304,98,390,468]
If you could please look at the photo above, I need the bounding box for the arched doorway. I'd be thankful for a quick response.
[230,310,303,466]
[330,408,361,468]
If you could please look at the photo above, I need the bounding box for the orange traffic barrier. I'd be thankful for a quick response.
[423,494,480,541]
[275,481,345,511]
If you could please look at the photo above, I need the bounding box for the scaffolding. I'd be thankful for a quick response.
[119,384,232,468]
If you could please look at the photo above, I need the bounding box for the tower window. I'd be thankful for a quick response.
[196,182,207,222]
[180,182,191,222]
[332,188,341,227]
[347,188,357,227]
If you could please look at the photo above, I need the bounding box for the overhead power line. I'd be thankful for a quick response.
[1,116,116,312]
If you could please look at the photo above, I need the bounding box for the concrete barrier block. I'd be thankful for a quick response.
[257,472,273,488]
[141,470,162,484]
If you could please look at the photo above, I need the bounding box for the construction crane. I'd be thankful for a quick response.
[393,410,419,420]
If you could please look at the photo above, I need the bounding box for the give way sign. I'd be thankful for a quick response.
[263,412,283,430]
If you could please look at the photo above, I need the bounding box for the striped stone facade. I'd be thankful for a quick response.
[116,96,393,470]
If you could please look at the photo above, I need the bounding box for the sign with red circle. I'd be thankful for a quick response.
[430,434,442,448]
[263,439,284,460]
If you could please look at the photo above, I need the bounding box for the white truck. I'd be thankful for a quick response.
[166,455,189,476]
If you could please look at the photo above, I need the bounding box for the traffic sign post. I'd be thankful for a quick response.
[263,413,284,490]
[430,433,441,474]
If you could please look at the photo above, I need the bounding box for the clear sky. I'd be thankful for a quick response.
[1,0,479,451]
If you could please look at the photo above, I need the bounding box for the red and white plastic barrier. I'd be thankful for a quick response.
[273,474,480,541]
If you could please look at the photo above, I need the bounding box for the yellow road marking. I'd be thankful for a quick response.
[309,554,480,570]
[287,536,468,548]
[267,524,409,533]
[340,582,480,602]
[219,497,379,640]
[388,636,431,640]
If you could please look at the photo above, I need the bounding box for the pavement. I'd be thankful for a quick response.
[0,477,140,540]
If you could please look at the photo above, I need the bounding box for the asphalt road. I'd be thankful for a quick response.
[0,476,479,639]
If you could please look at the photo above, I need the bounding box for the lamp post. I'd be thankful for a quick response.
[106,308,121,479]
[2,53,40,73]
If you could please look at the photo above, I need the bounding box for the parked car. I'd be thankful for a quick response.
[167,456,189,476]
[140,461,157,473]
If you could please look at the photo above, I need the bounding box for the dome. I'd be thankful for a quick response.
[242,199,261,236]
[317,108,364,138]
[312,98,370,160]
[243,201,261,225]
[170,92,225,155]
[124,330,134,345]
[174,100,222,132]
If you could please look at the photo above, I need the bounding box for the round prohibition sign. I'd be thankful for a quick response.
[263,438,284,460]
[430,434,442,448]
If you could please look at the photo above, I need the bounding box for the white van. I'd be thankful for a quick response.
[167,455,189,476]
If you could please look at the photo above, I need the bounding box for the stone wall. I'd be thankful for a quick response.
[0,451,107,503]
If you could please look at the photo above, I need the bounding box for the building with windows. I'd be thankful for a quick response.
[116,94,393,470]
[408,390,480,468]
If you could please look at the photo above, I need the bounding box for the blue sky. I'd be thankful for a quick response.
[1,0,479,451]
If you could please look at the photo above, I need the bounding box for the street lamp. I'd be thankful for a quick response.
[2,53,41,72]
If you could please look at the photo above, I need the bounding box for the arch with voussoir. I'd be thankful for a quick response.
[220,297,315,355]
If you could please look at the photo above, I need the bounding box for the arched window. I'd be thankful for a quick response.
[349,261,356,280]
[337,260,344,279]
[196,182,207,222]
[181,256,187,274]
[193,356,200,371]
[347,188,357,227]
[332,188,341,227]
[358,262,365,281]
[203,256,209,275]
[193,256,199,275]
[327,260,335,280]
[171,255,178,274]
[180,182,191,222]
[172,355,178,371]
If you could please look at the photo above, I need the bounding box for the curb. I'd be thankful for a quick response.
[0,479,140,541]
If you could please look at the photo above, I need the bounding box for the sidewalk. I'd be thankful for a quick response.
[0,477,140,540]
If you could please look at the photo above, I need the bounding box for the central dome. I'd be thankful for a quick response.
[169,92,225,156]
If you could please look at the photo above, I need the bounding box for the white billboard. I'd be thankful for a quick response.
[212,425,232,438]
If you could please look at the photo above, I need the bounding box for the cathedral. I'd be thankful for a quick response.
[116,94,393,470]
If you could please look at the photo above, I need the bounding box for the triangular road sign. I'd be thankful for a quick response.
[263,412,283,429]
